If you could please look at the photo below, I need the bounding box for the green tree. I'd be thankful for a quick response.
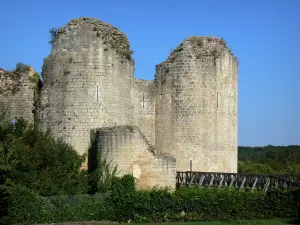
[238,160,275,174]
[0,113,88,196]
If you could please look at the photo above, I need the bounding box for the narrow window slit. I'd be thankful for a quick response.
[97,85,99,102]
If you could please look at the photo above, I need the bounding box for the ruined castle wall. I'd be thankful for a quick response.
[91,126,176,189]
[155,64,173,156]
[133,79,156,145]
[0,68,37,122]
[155,37,238,172]
[215,51,238,172]
[39,18,134,155]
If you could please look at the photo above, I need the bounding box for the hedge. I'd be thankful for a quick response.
[1,176,299,224]
[0,185,113,225]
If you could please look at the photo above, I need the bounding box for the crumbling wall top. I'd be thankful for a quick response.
[0,65,39,94]
[92,125,176,162]
[163,36,236,64]
[51,17,133,61]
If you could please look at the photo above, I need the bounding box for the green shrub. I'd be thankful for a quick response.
[87,156,119,194]
[1,180,299,224]
[108,181,299,222]
[130,187,300,222]
[110,175,136,221]
[0,114,88,196]
[0,184,53,225]
[133,187,175,222]
[1,185,114,225]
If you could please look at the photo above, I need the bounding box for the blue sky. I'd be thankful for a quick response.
[0,0,299,146]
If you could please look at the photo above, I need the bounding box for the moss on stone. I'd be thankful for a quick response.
[29,72,41,90]
[15,62,31,73]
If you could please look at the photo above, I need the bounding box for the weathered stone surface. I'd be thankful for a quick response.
[39,17,135,155]
[1,17,238,188]
[0,66,39,123]
[155,36,238,173]
[91,126,176,189]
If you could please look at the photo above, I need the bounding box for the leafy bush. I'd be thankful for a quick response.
[1,184,114,225]
[0,185,51,225]
[88,156,119,194]
[131,187,299,222]
[1,179,299,224]
[110,175,136,221]
[0,113,88,196]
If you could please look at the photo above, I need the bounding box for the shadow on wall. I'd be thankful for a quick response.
[88,129,123,193]
[87,130,100,194]
[88,130,99,175]
[88,126,177,189]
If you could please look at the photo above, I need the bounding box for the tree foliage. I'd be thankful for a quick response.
[2,185,300,224]
[238,145,300,175]
[0,113,88,196]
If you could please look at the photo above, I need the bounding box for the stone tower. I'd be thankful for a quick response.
[39,18,135,155]
[155,37,238,172]
[38,17,238,187]
[0,65,39,123]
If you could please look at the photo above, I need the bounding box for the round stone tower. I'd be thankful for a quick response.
[155,36,238,172]
[39,18,135,155]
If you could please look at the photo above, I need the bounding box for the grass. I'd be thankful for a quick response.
[37,219,300,225]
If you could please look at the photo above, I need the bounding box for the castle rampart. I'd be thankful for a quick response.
[91,126,176,189]
[155,37,238,172]
[133,79,156,145]
[0,66,39,123]
[1,17,238,189]
[39,18,135,155]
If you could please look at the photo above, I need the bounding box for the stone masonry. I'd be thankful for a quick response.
[0,66,39,123]
[91,126,176,189]
[1,17,238,189]
[155,37,238,173]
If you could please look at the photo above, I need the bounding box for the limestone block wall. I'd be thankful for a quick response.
[155,64,173,156]
[133,79,156,145]
[91,126,176,189]
[39,18,135,155]
[37,16,238,181]
[215,51,238,172]
[1,15,239,187]
[0,67,37,122]
[155,37,238,173]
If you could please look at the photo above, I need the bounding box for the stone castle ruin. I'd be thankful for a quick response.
[0,17,238,188]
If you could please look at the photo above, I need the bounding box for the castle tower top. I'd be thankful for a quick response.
[51,17,133,62]
[164,36,237,64]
